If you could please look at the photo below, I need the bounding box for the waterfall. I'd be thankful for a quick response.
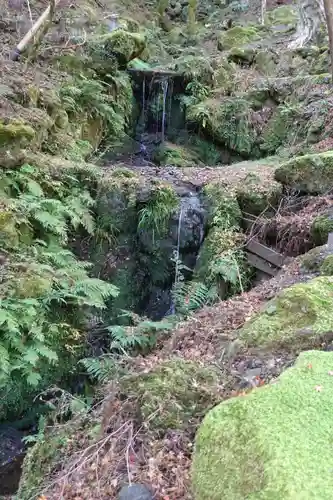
[161,78,169,144]
[142,75,146,133]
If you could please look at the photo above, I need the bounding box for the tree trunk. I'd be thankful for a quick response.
[323,0,333,81]
[289,0,325,48]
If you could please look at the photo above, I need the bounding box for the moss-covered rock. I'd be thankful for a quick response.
[0,120,35,148]
[227,47,256,64]
[195,184,251,296]
[217,26,260,51]
[88,30,146,69]
[173,55,215,86]
[192,350,333,500]
[300,245,330,272]
[120,358,220,433]
[236,172,282,216]
[254,49,277,75]
[275,152,333,194]
[187,97,256,156]
[153,142,200,167]
[310,210,333,245]
[264,4,298,28]
[238,276,333,350]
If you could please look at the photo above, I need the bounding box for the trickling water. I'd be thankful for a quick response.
[142,76,146,130]
[167,78,174,137]
[161,78,169,144]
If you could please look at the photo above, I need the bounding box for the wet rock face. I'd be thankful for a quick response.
[0,426,25,495]
[118,484,154,500]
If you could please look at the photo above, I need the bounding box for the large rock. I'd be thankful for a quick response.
[88,30,146,69]
[275,152,333,194]
[120,358,220,433]
[192,350,333,500]
[217,26,260,51]
[238,276,333,350]
[118,484,153,500]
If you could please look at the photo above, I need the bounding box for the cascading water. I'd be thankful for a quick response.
[161,77,168,144]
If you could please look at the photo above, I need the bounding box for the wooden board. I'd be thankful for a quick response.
[245,240,284,268]
[246,252,278,276]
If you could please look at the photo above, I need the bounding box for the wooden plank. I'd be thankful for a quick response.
[246,240,284,268]
[246,252,278,276]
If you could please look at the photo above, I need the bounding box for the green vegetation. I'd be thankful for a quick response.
[275,152,333,194]
[194,184,251,298]
[238,277,333,350]
[187,97,257,156]
[217,26,260,51]
[311,213,333,245]
[120,358,220,432]
[192,350,333,500]
[0,162,118,420]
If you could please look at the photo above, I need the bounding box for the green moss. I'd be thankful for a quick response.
[89,30,146,68]
[264,5,297,27]
[173,55,215,86]
[203,183,242,228]
[0,119,35,147]
[236,172,282,216]
[192,350,333,500]
[218,26,260,51]
[300,246,328,272]
[120,358,220,432]
[238,277,333,349]
[187,97,256,155]
[310,213,333,245]
[275,152,333,194]
[254,50,277,75]
[228,47,256,64]
[153,142,200,167]
[320,254,333,275]
[261,104,303,155]
[195,185,251,295]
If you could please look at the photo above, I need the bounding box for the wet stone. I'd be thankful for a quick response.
[118,484,154,500]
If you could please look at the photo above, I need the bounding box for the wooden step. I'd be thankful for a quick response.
[246,252,278,277]
[245,239,285,268]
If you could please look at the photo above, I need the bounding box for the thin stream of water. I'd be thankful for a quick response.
[161,78,169,143]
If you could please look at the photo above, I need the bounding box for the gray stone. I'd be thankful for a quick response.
[118,484,154,500]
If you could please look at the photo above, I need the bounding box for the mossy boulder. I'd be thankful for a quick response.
[192,350,333,500]
[0,120,35,148]
[236,172,282,216]
[300,245,331,272]
[120,359,221,433]
[187,97,256,156]
[217,26,260,51]
[310,210,333,245]
[254,50,277,75]
[195,185,251,296]
[227,47,256,64]
[264,4,297,28]
[153,142,200,167]
[89,30,146,69]
[275,152,333,194]
[173,55,215,86]
[238,277,333,350]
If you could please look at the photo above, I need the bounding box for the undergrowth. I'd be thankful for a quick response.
[0,163,118,419]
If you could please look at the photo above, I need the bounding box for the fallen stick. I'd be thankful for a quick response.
[11,0,59,61]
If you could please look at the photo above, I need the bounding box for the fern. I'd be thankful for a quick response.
[108,318,172,353]
[79,356,116,384]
